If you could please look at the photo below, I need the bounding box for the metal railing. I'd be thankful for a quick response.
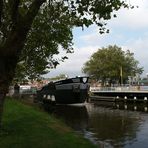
[8,86,37,96]
[90,86,148,92]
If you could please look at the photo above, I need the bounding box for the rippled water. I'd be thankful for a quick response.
[44,102,148,148]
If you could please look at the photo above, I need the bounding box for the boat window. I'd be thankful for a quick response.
[72,78,80,83]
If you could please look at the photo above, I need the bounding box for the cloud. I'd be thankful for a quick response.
[46,46,99,77]
[79,29,106,46]
[122,37,148,76]
[109,0,148,30]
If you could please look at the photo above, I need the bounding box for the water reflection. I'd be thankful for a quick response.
[86,103,142,147]
[113,102,148,113]
[44,102,148,148]
[44,104,89,131]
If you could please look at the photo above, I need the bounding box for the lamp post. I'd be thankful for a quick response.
[146,73,148,79]
[120,66,123,86]
[128,76,131,85]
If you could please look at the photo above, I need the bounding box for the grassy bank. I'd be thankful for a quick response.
[0,98,96,148]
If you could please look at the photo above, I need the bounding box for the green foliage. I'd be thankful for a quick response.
[0,0,129,81]
[82,45,143,84]
[15,2,75,81]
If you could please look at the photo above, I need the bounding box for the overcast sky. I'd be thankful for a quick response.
[45,0,148,78]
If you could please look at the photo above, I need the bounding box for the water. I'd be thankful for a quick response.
[44,102,148,148]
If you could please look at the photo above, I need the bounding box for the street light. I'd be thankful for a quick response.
[146,73,148,79]
[120,66,123,86]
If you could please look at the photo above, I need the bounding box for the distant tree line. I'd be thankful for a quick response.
[49,74,68,81]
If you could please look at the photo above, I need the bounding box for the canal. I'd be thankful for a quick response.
[44,101,148,148]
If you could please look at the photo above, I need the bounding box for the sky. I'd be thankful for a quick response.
[45,0,148,78]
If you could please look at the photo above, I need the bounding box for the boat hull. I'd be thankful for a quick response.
[55,89,88,104]
[35,77,89,104]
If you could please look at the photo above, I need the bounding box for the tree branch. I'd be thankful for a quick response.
[23,0,46,28]
[0,0,3,27]
[9,0,20,25]
[0,0,46,57]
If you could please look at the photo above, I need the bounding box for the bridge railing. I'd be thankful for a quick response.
[90,86,148,92]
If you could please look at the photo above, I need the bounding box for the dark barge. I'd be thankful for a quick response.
[34,76,89,104]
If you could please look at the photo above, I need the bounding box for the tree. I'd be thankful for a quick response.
[82,45,143,85]
[0,0,129,129]
[14,2,74,81]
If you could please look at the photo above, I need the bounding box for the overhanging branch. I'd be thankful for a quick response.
[0,0,3,27]
[0,0,46,57]
[9,0,20,25]
[23,0,46,27]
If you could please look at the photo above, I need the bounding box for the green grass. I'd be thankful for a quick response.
[0,99,97,148]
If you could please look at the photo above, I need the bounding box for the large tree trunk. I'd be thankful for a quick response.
[0,57,18,131]
[0,94,6,130]
[0,0,46,131]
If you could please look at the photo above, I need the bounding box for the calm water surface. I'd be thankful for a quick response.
[44,102,148,148]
